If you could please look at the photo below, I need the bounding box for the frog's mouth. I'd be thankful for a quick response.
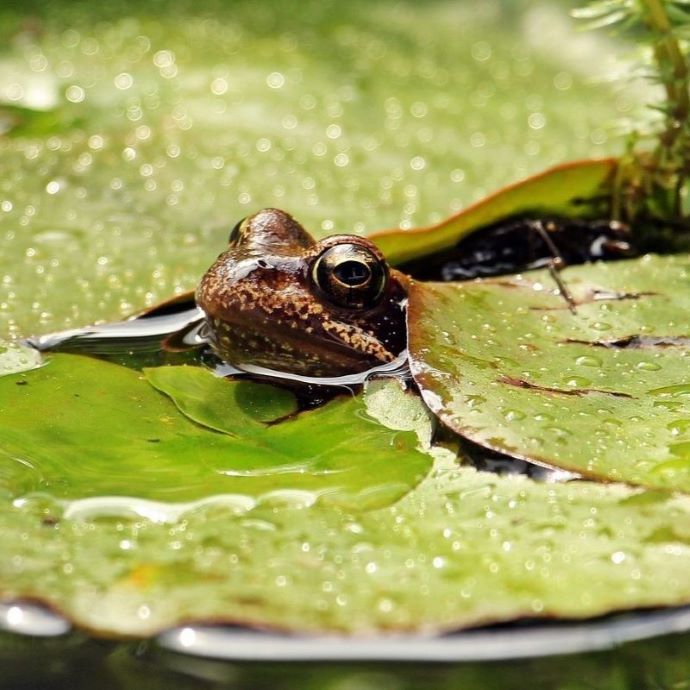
[201,309,402,379]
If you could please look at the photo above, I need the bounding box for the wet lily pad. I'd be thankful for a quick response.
[0,355,430,508]
[4,357,690,637]
[5,408,690,636]
[144,365,298,428]
[408,253,690,490]
[371,159,616,265]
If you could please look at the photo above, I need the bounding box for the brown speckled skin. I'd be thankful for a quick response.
[196,209,408,377]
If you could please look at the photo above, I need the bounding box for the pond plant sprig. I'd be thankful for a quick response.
[573,0,690,233]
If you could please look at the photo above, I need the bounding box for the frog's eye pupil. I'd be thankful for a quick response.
[311,242,387,309]
[333,260,371,287]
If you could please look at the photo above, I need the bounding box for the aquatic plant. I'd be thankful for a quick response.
[574,0,690,231]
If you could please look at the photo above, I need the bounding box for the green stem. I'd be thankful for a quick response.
[640,0,690,217]
[642,0,688,104]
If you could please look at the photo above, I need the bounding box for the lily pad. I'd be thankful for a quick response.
[6,422,690,636]
[3,359,690,637]
[144,365,298,428]
[408,253,690,490]
[0,355,430,508]
[2,0,687,651]
[371,159,616,265]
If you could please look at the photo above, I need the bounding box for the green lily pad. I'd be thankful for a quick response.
[6,424,690,636]
[144,365,298,428]
[4,358,690,637]
[0,355,430,508]
[408,253,690,490]
[2,0,688,649]
[371,159,616,265]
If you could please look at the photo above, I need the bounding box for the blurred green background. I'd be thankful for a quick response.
[0,0,649,337]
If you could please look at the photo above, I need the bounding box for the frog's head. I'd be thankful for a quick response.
[196,209,408,377]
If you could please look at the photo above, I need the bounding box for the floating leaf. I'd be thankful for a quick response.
[5,450,690,636]
[0,356,430,508]
[370,159,616,265]
[408,254,690,490]
[0,0,683,649]
[3,363,690,637]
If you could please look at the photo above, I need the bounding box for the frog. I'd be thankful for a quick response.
[28,208,410,382]
[28,204,629,382]
[195,208,409,378]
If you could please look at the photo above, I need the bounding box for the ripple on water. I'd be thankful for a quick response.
[60,494,257,523]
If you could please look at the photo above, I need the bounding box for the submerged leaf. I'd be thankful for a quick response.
[144,365,298,429]
[0,355,430,508]
[408,254,690,491]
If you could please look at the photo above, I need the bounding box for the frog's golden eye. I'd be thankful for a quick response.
[311,243,387,309]
[228,217,247,244]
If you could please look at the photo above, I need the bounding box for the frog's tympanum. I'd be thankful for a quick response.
[196,209,409,377]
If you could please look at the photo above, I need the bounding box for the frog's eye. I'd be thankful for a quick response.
[311,243,387,309]
[228,217,247,244]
